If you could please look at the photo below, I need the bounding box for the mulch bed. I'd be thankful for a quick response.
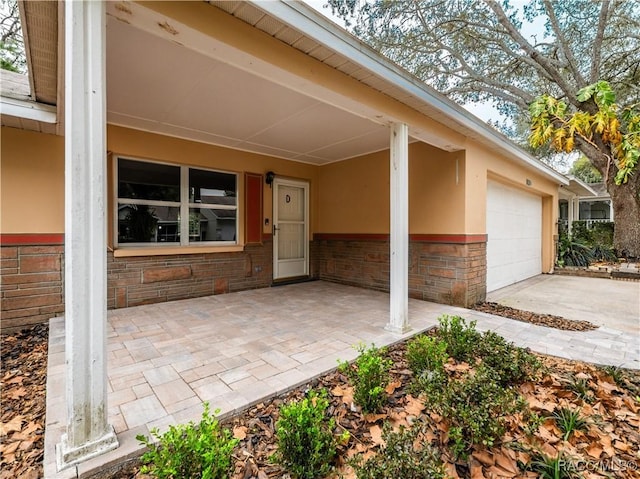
[472,302,598,331]
[2,312,637,479]
[0,323,49,479]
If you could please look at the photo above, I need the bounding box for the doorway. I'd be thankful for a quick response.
[273,178,309,280]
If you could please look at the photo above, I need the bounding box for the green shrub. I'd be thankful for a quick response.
[435,315,481,362]
[557,236,594,267]
[571,221,592,244]
[590,243,617,262]
[478,331,541,385]
[351,422,445,479]
[136,402,238,479]
[339,343,392,413]
[406,335,449,377]
[425,365,524,459]
[273,389,341,479]
[591,221,614,247]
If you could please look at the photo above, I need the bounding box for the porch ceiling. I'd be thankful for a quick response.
[106,16,393,165]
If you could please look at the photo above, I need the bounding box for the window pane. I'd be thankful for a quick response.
[118,204,180,243]
[189,208,236,242]
[118,159,180,201]
[189,169,236,206]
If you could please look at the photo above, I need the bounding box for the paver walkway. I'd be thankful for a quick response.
[44,281,639,478]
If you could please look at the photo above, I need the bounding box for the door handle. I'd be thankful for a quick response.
[273,225,280,235]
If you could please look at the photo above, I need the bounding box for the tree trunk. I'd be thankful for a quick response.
[606,175,640,259]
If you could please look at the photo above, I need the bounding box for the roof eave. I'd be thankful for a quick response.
[253,1,568,185]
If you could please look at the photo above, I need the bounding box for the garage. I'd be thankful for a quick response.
[486,180,542,292]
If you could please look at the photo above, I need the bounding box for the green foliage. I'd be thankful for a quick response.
[601,365,624,386]
[523,410,545,437]
[552,407,588,441]
[591,221,615,247]
[273,389,340,479]
[339,343,392,413]
[558,222,616,266]
[591,243,617,262]
[424,365,524,459]
[570,221,592,245]
[136,403,238,479]
[528,452,581,479]
[477,331,541,386]
[557,235,594,267]
[568,156,602,183]
[435,315,481,363]
[406,335,449,377]
[530,81,640,185]
[351,422,445,479]
[0,0,27,74]
[566,376,595,404]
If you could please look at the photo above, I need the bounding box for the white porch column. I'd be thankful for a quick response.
[567,196,576,234]
[386,122,410,334]
[57,0,118,470]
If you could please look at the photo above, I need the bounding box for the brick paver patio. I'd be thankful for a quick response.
[44,280,639,478]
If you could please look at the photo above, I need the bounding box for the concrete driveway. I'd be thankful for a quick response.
[486,275,640,334]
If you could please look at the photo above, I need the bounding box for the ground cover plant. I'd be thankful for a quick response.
[136,402,238,479]
[2,317,639,479]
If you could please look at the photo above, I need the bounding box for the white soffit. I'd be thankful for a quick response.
[106,16,391,164]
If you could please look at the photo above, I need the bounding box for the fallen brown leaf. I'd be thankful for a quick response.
[404,395,425,416]
[368,425,384,446]
[472,450,494,467]
[233,426,247,440]
[0,416,24,436]
[385,380,402,395]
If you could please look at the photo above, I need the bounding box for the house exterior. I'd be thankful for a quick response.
[0,1,567,469]
[558,177,613,234]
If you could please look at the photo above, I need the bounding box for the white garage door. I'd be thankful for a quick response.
[486,180,542,292]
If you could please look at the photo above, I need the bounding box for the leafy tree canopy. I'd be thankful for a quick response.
[568,155,602,184]
[328,0,640,142]
[0,0,26,74]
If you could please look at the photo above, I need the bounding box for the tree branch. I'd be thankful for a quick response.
[542,0,588,87]
[590,0,611,83]
[484,0,580,105]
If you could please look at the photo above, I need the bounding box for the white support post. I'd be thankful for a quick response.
[56,0,118,470]
[567,196,575,235]
[386,122,410,334]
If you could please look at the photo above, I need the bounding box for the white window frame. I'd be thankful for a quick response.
[114,156,238,248]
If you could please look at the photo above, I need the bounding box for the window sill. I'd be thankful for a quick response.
[113,244,245,257]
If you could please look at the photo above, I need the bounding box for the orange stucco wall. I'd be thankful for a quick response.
[316,142,465,234]
[1,127,65,234]
[463,140,559,272]
[0,125,318,243]
[2,125,559,263]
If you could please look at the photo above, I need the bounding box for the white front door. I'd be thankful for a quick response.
[273,178,309,280]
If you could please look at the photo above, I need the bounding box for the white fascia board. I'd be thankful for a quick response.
[0,95,57,123]
[566,175,599,196]
[254,1,568,185]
